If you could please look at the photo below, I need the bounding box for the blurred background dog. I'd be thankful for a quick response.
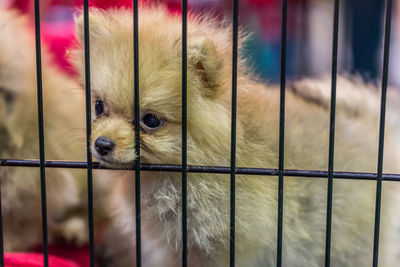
[0,8,110,252]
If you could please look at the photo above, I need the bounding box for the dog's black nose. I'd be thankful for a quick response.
[94,136,115,156]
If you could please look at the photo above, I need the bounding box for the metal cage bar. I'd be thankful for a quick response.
[4,159,400,181]
[230,0,239,266]
[277,0,287,266]
[372,0,393,266]
[325,0,340,266]
[83,1,95,266]
[133,0,142,265]
[33,1,49,266]
[181,0,188,265]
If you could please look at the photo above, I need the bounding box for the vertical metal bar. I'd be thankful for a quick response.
[181,0,188,266]
[372,0,392,266]
[230,0,239,266]
[133,0,142,266]
[325,0,340,266]
[277,0,287,266]
[33,1,49,266]
[83,1,95,266]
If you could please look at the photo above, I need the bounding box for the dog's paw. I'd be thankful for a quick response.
[57,216,88,246]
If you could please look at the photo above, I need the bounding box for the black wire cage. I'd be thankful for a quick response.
[0,0,398,267]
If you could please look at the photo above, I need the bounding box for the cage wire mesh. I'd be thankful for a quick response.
[0,0,397,266]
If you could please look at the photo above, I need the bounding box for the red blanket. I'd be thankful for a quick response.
[5,253,79,267]
[5,245,91,267]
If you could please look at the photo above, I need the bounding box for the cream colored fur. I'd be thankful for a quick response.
[0,9,107,251]
[72,7,400,266]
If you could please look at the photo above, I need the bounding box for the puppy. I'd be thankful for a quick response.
[0,8,95,251]
[72,7,400,267]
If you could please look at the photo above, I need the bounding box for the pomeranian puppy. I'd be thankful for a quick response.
[72,7,400,267]
[0,8,96,251]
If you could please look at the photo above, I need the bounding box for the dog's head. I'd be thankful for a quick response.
[72,7,246,168]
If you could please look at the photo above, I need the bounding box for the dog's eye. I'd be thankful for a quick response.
[141,113,163,129]
[95,100,104,115]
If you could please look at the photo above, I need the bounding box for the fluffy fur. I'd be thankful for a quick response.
[0,9,106,251]
[72,7,400,266]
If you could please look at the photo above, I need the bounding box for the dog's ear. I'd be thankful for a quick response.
[72,8,120,81]
[74,8,114,46]
[188,38,224,98]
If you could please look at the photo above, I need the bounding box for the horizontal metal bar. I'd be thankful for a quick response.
[2,159,400,181]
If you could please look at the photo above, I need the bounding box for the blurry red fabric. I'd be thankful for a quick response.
[10,0,30,13]
[74,0,181,12]
[32,244,92,267]
[5,253,80,267]
[9,0,185,75]
[75,0,134,9]
[41,22,77,75]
